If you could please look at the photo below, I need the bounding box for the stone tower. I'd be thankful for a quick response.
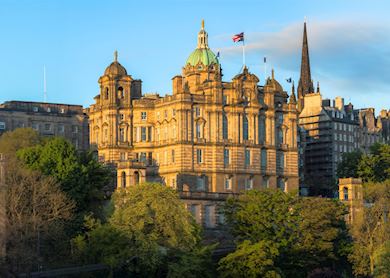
[297,22,314,112]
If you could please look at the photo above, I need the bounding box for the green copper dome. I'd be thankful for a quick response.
[186,48,219,66]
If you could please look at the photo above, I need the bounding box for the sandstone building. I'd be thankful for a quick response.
[0,101,89,150]
[87,22,299,227]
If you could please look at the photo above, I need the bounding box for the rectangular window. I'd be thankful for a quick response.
[32,123,39,130]
[204,205,215,228]
[44,123,51,131]
[141,127,147,142]
[196,123,201,138]
[279,152,285,169]
[139,152,147,164]
[224,149,230,166]
[120,152,126,161]
[119,128,125,142]
[262,178,269,188]
[245,149,250,166]
[225,177,232,190]
[245,178,253,190]
[0,122,6,130]
[58,124,65,133]
[197,149,203,164]
[261,149,267,169]
[172,149,175,163]
[141,112,147,120]
[196,176,205,191]
[33,106,39,112]
[195,107,200,117]
[172,109,176,117]
[148,126,152,141]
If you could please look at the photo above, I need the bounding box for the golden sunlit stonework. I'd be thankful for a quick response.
[87,22,299,226]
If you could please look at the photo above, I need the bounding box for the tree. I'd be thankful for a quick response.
[17,137,113,213]
[220,189,350,277]
[337,150,362,179]
[349,180,390,276]
[357,143,390,183]
[5,168,74,273]
[72,183,214,277]
[218,240,281,278]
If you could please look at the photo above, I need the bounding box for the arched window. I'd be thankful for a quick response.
[343,187,349,201]
[243,114,248,140]
[118,87,124,99]
[223,113,228,140]
[134,171,140,185]
[105,88,109,100]
[121,171,126,188]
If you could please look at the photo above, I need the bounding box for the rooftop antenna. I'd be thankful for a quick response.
[43,65,47,103]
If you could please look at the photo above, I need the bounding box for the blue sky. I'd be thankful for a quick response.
[0,0,389,112]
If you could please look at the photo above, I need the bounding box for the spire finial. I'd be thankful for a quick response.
[271,68,275,79]
[197,20,208,48]
[292,80,295,93]
[317,81,320,93]
[114,50,118,62]
[201,19,204,29]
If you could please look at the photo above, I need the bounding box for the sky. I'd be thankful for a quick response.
[0,0,389,112]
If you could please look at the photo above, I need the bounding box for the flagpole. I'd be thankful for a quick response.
[264,57,267,78]
[242,40,246,67]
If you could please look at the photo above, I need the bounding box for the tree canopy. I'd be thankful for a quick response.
[219,189,350,277]
[72,183,215,277]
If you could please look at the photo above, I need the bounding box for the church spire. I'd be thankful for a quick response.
[289,81,297,104]
[197,19,209,49]
[297,21,314,111]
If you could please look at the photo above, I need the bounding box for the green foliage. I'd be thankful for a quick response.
[220,190,350,277]
[349,180,390,276]
[373,240,390,278]
[0,128,41,157]
[337,150,362,178]
[357,143,390,182]
[218,240,281,278]
[72,183,214,277]
[167,244,216,278]
[17,137,113,212]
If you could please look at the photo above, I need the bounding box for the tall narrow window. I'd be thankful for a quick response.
[121,172,126,188]
[141,112,147,120]
[148,126,152,141]
[196,122,202,138]
[171,149,175,163]
[258,116,265,144]
[105,88,109,100]
[277,178,285,191]
[278,128,284,145]
[118,87,124,99]
[223,113,228,140]
[261,149,267,169]
[224,148,230,166]
[343,187,349,201]
[225,176,232,190]
[243,114,249,140]
[197,149,203,164]
[141,127,147,142]
[279,152,285,170]
[245,148,250,167]
[119,128,125,142]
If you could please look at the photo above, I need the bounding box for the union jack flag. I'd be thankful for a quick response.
[232,32,244,42]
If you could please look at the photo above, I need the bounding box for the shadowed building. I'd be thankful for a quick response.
[0,101,89,150]
[87,21,299,228]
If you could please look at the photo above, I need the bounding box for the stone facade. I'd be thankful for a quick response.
[87,22,299,226]
[0,101,89,150]
[339,178,363,224]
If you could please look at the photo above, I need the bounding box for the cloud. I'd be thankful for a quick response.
[213,19,390,111]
